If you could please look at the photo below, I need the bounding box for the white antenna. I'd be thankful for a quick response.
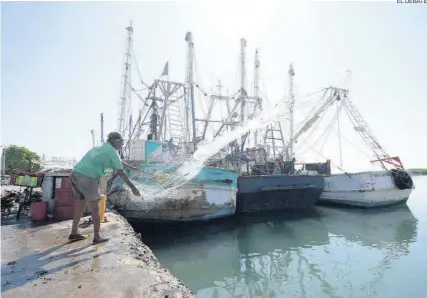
[90,129,95,148]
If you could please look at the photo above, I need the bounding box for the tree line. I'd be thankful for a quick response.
[1,145,41,175]
[408,168,427,176]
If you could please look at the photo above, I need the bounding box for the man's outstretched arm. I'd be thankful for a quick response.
[116,169,142,198]
[122,161,139,171]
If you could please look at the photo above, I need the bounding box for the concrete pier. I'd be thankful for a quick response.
[1,212,194,298]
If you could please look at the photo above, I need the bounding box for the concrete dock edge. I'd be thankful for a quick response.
[1,211,194,298]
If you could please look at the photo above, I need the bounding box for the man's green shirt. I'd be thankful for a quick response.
[73,142,123,178]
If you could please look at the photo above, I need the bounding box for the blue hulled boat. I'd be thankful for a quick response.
[107,140,238,223]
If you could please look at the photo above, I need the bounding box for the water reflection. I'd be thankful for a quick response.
[138,205,418,298]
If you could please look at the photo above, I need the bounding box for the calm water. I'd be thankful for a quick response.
[138,176,427,298]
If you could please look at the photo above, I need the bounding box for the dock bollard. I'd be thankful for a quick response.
[99,195,107,222]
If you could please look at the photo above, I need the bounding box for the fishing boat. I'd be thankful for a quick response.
[109,24,324,220]
[107,139,238,223]
[320,93,414,207]
[210,56,325,212]
[106,26,237,222]
[286,86,414,207]
[321,170,413,207]
[235,152,326,212]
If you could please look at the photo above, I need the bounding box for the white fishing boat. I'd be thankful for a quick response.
[284,86,414,207]
[322,170,413,207]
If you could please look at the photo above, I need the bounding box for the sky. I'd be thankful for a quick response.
[1,0,426,172]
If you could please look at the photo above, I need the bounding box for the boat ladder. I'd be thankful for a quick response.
[166,99,186,145]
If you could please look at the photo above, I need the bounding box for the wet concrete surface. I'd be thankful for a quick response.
[1,212,194,298]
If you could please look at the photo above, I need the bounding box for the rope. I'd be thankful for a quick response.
[193,49,226,139]
[131,43,146,87]
[336,101,343,166]
[300,140,351,176]
[338,132,373,161]
[295,102,330,156]
[292,92,326,136]
[129,83,149,106]
[294,97,372,175]
[315,103,343,161]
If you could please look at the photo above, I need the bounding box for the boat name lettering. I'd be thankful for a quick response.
[207,171,223,176]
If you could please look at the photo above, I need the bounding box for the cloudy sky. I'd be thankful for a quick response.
[2,0,426,172]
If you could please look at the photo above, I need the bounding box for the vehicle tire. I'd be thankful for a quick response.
[390,169,413,190]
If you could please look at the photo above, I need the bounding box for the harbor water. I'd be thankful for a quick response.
[137,176,427,298]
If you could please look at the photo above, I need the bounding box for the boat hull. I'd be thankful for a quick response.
[319,171,414,208]
[108,166,238,223]
[237,175,325,213]
[116,184,237,223]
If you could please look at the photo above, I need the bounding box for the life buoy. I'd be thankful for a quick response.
[390,169,413,190]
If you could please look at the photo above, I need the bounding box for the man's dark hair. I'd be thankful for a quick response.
[107,132,123,143]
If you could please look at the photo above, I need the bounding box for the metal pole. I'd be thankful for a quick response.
[185,32,197,150]
[288,64,295,161]
[239,38,247,125]
[117,21,133,136]
[1,146,6,176]
[100,113,104,143]
[253,49,260,147]
[190,84,196,150]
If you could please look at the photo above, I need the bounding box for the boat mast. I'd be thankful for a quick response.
[185,32,197,150]
[239,39,247,151]
[149,86,159,140]
[239,39,247,128]
[253,49,261,147]
[240,49,262,150]
[287,64,296,161]
[117,21,133,137]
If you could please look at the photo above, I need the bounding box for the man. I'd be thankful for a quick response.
[68,132,142,244]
